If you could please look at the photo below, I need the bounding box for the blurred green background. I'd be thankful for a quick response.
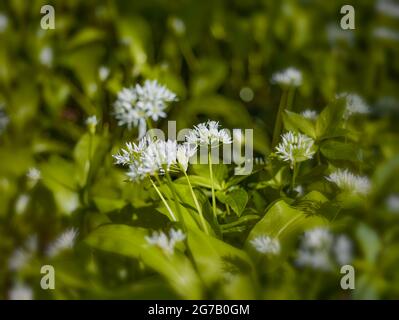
[1,0,399,299]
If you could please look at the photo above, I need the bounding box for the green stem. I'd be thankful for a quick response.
[183,170,209,235]
[208,150,218,220]
[164,172,185,228]
[272,89,288,148]
[149,177,177,221]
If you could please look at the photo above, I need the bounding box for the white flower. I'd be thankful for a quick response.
[177,143,197,172]
[86,115,98,133]
[302,228,334,250]
[8,283,33,300]
[98,66,110,81]
[39,47,53,67]
[275,131,315,169]
[15,194,30,214]
[333,235,353,265]
[0,105,9,134]
[113,80,176,136]
[0,13,9,32]
[326,169,371,195]
[8,249,31,271]
[386,194,399,213]
[296,228,334,271]
[114,137,183,181]
[250,235,281,255]
[337,93,370,119]
[185,120,232,148]
[46,228,78,257]
[301,109,318,120]
[373,27,399,41]
[145,228,186,255]
[376,0,399,19]
[271,67,303,87]
[27,168,41,182]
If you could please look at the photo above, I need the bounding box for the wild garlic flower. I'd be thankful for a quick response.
[145,228,186,255]
[250,235,281,255]
[376,0,399,19]
[27,168,41,182]
[113,136,187,181]
[296,228,353,270]
[8,235,38,271]
[275,131,315,169]
[86,115,98,134]
[185,120,232,148]
[46,228,78,257]
[337,93,370,119]
[98,66,110,81]
[113,80,177,137]
[0,106,9,134]
[301,109,318,120]
[333,235,353,265]
[326,169,371,195]
[177,143,197,172]
[8,283,33,300]
[39,47,53,67]
[271,67,303,87]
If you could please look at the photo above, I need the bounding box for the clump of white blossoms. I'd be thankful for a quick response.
[8,283,33,300]
[296,228,353,271]
[145,228,186,255]
[250,235,281,255]
[337,92,370,120]
[185,120,232,148]
[271,67,303,87]
[113,80,177,137]
[326,169,371,195]
[0,105,9,134]
[301,109,318,120]
[46,228,78,257]
[275,131,316,169]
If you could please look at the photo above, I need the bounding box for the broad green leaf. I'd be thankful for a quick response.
[85,225,203,299]
[246,200,328,257]
[282,110,316,138]
[315,98,346,139]
[219,189,248,216]
[320,141,363,161]
[356,223,381,265]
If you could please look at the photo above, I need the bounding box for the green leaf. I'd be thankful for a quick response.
[85,225,203,299]
[221,189,249,216]
[246,200,328,257]
[356,223,381,265]
[282,110,316,138]
[187,229,256,298]
[320,140,363,161]
[315,98,346,139]
[190,58,228,96]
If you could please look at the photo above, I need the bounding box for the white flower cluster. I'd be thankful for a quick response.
[376,0,399,19]
[301,109,318,120]
[113,136,197,181]
[145,228,186,255]
[276,131,316,169]
[185,120,232,147]
[0,13,9,32]
[113,80,177,137]
[271,67,303,87]
[326,169,371,195]
[337,93,370,119]
[250,235,281,255]
[296,228,353,271]
[113,120,232,181]
[46,228,78,257]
